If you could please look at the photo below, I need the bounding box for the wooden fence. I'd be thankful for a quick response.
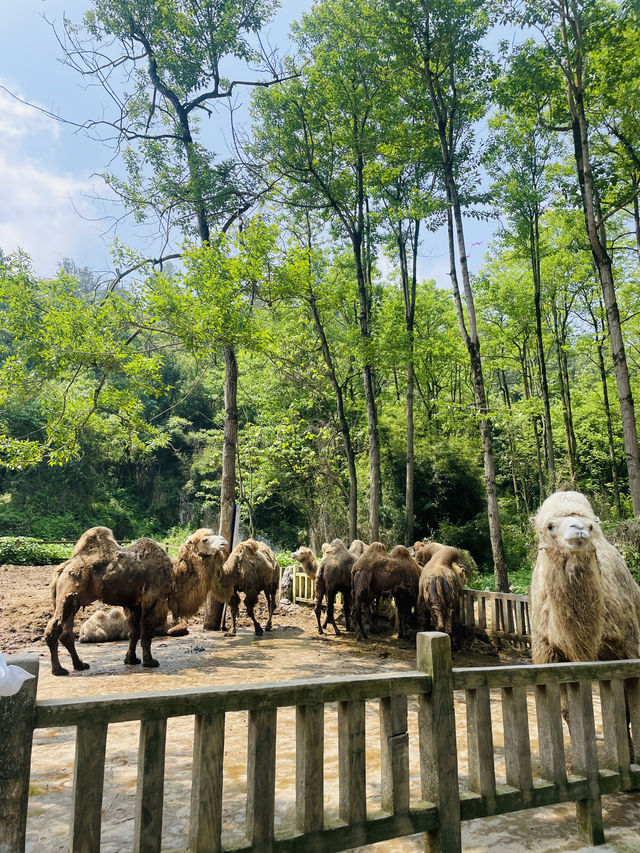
[292,570,532,648]
[2,635,640,853]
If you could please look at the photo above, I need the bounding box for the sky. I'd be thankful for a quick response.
[0,1,489,284]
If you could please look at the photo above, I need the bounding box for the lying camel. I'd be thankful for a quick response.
[44,527,174,675]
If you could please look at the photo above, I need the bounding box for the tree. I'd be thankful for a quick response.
[484,110,560,492]
[252,0,388,539]
[382,0,509,588]
[61,0,289,625]
[508,0,640,513]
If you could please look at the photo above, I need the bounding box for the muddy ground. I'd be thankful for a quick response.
[2,563,640,853]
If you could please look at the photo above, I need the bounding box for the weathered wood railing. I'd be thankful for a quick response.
[2,638,640,853]
[460,588,531,648]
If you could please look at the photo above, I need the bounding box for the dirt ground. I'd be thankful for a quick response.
[0,562,335,656]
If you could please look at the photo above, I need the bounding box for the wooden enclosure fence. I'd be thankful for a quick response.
[2,635,640,853]
[292,569,532,649]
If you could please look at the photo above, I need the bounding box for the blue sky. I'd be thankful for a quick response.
[0,1,487,283]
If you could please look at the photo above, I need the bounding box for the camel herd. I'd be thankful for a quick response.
[43,490,640,681]
[43,523,467,676]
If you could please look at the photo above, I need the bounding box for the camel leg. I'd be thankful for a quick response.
[45,593,83,676]
[352,597,368,641]
[125,606,142,665]
[264,590,275,631]
[140,607,161,669]
[314,592,325,635]
[225,593,240,637]
[326,592,341,636]
[343,589,352,632]
[245,591,263,636]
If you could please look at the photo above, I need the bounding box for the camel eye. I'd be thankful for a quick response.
[588,524,593,531]
[547,523,554,531]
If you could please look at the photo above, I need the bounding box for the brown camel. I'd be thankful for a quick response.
[44,527,174,675]
[350,543,420,642]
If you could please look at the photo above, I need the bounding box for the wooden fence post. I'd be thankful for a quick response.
[0,654,39,853]
[416,632,461,853]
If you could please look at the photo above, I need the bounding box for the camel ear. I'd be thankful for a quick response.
[321,542,330,554]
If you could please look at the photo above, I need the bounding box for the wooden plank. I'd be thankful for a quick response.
[189,712,225,853]
[246,707,277,848]
[453,659,640,691]
[379,694,409,815]
[505,600,516,636]
[338,699,366,824]
[478,596,487,630]
[465,686,496,813]
[70,723,108,853]
[599,679,631,788]
[534,682,567,790]
[625,677,640,762]
[34,671,432,728]
[134,718,167,853]
[464,595,475,631]
[501,686,533,804]
[416,632,461,853]
[566,681,604,844]
[296,703,325,833]
[0,655,39,853]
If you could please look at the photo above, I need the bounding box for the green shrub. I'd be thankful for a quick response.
[0,537,72,565]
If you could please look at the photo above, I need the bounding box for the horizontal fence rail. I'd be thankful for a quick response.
[460,588,531,648]
[2,640,640,853]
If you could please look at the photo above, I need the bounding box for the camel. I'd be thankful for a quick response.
[413,540,446,567]
[169,528,229,625]
[78,607,130,643]
[530,490,640,665]
[348,539,367,559]
[350,543,421,642]
[417,545,465,646]
[44,527,174,675]
[215,539,280,636]
[531,490,640,757]
[313,538,354,635]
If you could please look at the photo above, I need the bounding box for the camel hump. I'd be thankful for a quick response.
[71,526,118,557]
[389,545,411,560]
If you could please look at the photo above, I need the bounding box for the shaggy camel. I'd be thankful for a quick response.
[216,539,280,636]
[351,543,420,642]
[44,527,174,675]
[78,607,130,643]
[413,540,446,567]
[348,539,367,559]
[531,490,640,665]
[531,490,640,758]
[169,528,229,623]
[314,538,354,635]
[417,545,465,645]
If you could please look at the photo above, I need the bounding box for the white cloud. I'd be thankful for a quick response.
[0,85,60,141]
[0,149,110,275]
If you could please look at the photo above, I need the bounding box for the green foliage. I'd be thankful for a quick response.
[0,537,71,566]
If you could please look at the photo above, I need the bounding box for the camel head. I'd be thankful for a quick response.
[187,529,229,559]
[534,491,601,556]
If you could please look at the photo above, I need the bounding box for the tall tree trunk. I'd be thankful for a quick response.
[597,340,622,518]
[520,347,546,502]
[309,295,358,541]
[560,4,640,513]
[530,217,555,488]
[446,199,509,591]
[204,344,237,629]
[498,369,521,514]
[551,304,577,483]
[353,229,381,542]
